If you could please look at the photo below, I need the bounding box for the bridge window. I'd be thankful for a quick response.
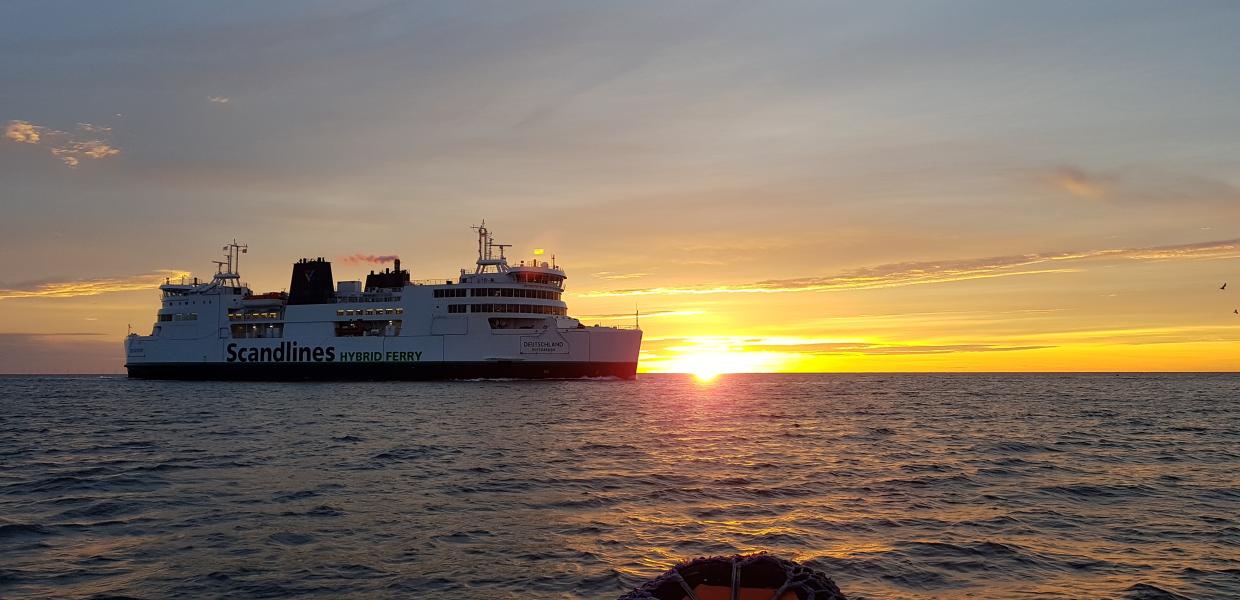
[512,272,564,286]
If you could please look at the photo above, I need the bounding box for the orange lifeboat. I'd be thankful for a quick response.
[243,291,287,307]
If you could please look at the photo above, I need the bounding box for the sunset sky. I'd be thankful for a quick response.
[3,1,1240,373]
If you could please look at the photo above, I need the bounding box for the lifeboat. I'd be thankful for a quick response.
[242,291,287,307]
[619,554,847,600]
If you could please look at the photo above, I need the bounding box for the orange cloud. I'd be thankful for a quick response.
[4,120,42,143]
[0,270,190,300]
[586,238,1240,297]
[3,119,121,167]
[593,271,650,280]
[1053,166,1109,199]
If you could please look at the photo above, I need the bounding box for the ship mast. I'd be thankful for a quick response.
[471,221,510,274]
[213,239,247,287]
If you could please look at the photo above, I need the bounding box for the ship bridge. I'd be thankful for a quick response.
[457,221,565,288]
[425,222,571,328]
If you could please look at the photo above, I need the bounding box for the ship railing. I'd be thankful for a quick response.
[409,279,455,286]
[334,294,401,304]
[576,321,640,330]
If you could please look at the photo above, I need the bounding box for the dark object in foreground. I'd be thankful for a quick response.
[619,554,847,600]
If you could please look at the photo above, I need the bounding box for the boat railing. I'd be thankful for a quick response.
[334,294,401,304]
[576,321,640,330]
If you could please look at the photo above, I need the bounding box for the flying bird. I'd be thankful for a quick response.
[1222,283,1228,290]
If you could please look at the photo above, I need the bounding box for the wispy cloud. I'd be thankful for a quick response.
[767,342,1054,356]
[585,238,1240,297]
[1051,166,1110,199]
[0,270,190,300]
[207,95,231,104]
[645,335,1053,356]
[339,254,399,266]
[1044,165,1240,207]
[3,119,121,167]
[592,271,650,280]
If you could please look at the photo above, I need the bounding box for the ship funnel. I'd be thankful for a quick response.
[288,258,336,305]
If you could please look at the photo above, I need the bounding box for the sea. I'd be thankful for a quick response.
[0,374,1237,599]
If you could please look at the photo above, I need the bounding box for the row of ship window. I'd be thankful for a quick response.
[230,321,405,338]
[158,312,198,322]
[334,295,400,304]
[337,308,404,317]
[446,304,567,315]
[230,324,282,338]
[228,311,280,320]
[433,288,561,300]
[335,320,402,337]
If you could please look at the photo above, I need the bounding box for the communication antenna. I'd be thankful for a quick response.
[214,239,248,286]
[472,220,489,261]
[471,220,511,274]
[635,304,640,329]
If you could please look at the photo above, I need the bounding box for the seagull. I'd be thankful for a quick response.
[1223,283,1229,290]
[1235,309,1238,315]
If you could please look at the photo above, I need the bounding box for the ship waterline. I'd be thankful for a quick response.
[124,223,641,380]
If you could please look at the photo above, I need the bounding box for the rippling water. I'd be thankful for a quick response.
[1,374,1237,599]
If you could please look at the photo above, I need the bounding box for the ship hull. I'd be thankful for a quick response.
[126,360,638,381]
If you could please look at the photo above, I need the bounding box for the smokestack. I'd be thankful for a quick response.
[288,258,336,305]
[395,258,401,272]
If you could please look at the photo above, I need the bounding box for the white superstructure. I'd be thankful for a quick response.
[124,224,641,380]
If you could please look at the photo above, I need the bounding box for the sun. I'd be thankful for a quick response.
[666,351,776,381]
[690,363,723,382]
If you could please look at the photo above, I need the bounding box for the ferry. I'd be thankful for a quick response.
[124,223,641,380]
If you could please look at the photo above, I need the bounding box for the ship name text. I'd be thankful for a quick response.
[338,351,422,362]
[227,342,336,363]
[226,343,424,363]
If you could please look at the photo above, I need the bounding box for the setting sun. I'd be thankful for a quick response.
[664,350,787,380]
